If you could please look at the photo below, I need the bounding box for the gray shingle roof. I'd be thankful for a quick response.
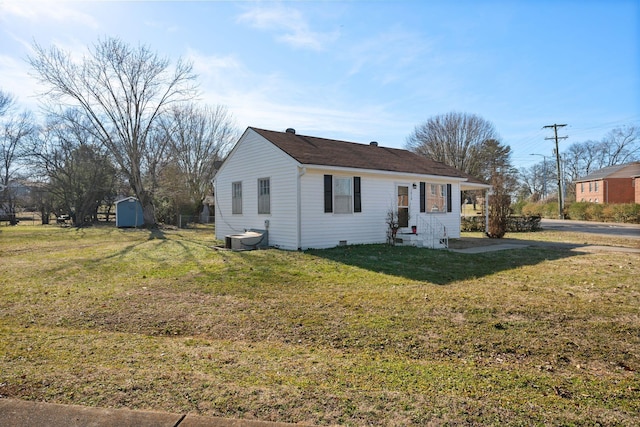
[576,162,640,182]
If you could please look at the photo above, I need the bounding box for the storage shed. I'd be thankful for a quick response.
[115,197,144,228]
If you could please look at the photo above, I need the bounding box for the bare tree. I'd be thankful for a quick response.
[601,125,639,166]
[563,125,639,179]
[518,161,556,202]
[406,112,500,179]
[0,90,15,117]
[159,103,236,216]
[30,110,118,226]
[28,37,198,226]
[1,103,35,224]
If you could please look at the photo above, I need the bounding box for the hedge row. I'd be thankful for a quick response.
[520,202,640,224]
[461,215,541,233]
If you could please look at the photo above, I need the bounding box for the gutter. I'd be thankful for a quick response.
[297,164,474,183]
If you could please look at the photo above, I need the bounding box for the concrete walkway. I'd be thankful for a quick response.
[0,398,308,427]
[448,240,640,254]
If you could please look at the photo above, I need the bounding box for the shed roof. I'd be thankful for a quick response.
[575,162,640,182]
[115,196,139,204]
[251,127,487,185]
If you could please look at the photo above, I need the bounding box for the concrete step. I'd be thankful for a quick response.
[395,233,447,249]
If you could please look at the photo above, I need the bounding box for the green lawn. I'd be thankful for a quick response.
[1,225,638,425]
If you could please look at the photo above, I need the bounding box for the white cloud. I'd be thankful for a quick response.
[186,49,242,74]
[0,54,44,111]
[144,19,179,34]
[184,49,247,101]
[346,27,432,83]
[236,5,338,51]
[0,0,100,29]
[185,47,407,144]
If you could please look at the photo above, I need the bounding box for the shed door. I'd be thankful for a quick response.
[397,185,409,228]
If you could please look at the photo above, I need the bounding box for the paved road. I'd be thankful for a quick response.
[540,218,640,239]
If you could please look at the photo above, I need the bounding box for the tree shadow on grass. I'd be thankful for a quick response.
[306,242,585,286]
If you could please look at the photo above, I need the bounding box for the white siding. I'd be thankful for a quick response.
[299,170,394,249]
[215,130,299,249]
[298,170,463,249]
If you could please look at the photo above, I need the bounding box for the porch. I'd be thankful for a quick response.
[394,215,449,249]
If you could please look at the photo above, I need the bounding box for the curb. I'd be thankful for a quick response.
[0,399,308,427]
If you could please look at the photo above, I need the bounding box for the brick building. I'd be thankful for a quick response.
[575,162,640,204]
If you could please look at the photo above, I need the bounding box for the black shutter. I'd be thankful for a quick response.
[420,182,426,213]
[353,177,361,213]
[324,175,333,213]
[447,183,452,212]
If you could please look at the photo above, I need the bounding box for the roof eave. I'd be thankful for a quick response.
[300,164,473,181]
[460,182,491,191]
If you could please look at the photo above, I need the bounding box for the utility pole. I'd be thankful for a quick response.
[543,124,568,219]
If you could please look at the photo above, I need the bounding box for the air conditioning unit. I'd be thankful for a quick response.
[224,229,268,251]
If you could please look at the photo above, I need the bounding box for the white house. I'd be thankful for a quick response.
[214,127,489,250]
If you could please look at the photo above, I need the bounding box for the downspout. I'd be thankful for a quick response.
[297,166,306,250]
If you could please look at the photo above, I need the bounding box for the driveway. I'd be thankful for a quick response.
[540,218,640,239]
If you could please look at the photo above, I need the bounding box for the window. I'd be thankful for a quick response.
[580,183,584,193]
[428,183,449,212]
[420,182,451,213]
[397,185,409,227]
[595,181,599,192]
[232,182,242,214]
[589,182,592,192]
[324,175,361,213]
[258,178,270,214]
[334,177,352,214]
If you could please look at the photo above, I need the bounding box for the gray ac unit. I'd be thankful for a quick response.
[224,229,268,251]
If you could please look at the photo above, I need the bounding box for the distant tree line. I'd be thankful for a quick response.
[3,37,637,230]
[518,124,639,203]
[1,37,237,227]
[406,111,638,212]
[405,111,639,233]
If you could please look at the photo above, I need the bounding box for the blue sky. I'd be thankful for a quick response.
[1,0,638,169]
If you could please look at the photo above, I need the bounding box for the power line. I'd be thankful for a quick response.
[568,115,640,137]
[543,124,568,219]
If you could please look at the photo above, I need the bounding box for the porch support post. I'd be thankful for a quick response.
[485,188,492,235]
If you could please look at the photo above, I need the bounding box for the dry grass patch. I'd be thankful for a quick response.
[1,225,639,425]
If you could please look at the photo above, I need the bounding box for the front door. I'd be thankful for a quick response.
[397,185,409,228]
